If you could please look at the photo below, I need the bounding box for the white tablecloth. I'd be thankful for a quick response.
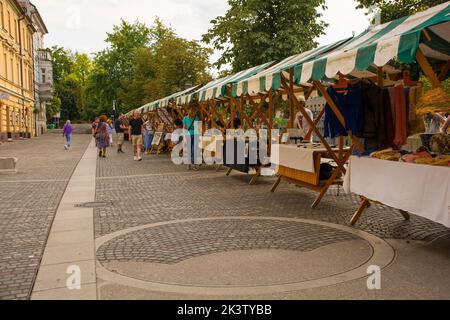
[344,156,450,228]
[271,144,319,173]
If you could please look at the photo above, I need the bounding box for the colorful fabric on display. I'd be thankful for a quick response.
[393,85,408,147]
[323,84,365,139]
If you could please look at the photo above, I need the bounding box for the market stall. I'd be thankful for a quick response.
[344,155,450,227]
[231,2,450,212]
[141,86,199,154]
[176,63,275,182]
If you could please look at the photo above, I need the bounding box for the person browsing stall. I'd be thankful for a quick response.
[115,114,128,154]
[129,110,144,161]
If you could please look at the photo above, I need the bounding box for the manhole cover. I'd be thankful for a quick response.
[75,201,113,208]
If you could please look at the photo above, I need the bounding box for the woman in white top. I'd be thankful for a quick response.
[294,108,314,141]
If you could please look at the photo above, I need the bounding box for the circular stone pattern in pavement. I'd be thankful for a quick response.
[96,217,395,296]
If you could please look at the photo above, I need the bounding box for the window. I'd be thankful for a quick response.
[10,57,13,83]
[7,10,10,34]
[0,2,4,30]
[41,68,46,83]
[4,52,7,79]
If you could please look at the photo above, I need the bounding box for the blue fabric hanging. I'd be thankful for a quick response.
[324,83,365,139]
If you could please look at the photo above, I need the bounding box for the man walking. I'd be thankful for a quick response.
[128,110,144,161]
[115,114,127,153]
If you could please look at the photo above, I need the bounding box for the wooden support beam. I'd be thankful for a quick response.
[281,78,347,174]
[268,89,274,156]
[416,47,441,89]
[234,96,254,130]
[314,81,346,128]
[351,197,371,226]
[270,176,282,193]
[289,68,295,128]
[304,108,325,141]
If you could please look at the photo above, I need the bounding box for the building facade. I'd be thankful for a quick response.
[19,0,52,136]
[35,48,52,135]
[0,0,49,142]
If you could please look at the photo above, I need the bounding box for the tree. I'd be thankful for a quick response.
[50,47,93,122]
[50,46,74,84]
[85,19,152,116]
[202,0,328,72]
[356,0,448,23]
[58,74,82,121]
[117,20,212,110]
[46,96,61,123]
[150,36,212,97]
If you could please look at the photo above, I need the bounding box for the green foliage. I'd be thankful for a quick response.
[46,96,61,122]
[85,18,212,117]
[85,19,153,117]
[355,0,448,23]
[421,76,450,94]
[50,46,86,123]
[202,0,328,72]
[118,32,212,109]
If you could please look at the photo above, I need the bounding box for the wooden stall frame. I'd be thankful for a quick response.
[269,71,361,208]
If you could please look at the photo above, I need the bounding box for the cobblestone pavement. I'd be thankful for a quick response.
[0,134,91,300]
[97,219,358,264]
[95,142,450,242]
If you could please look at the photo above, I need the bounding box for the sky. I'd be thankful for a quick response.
[32,0,370,72]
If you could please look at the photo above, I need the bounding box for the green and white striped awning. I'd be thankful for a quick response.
[233,37,353,96]
[234,1,450,96]
[177,62,274,105]
[139,86,199,113]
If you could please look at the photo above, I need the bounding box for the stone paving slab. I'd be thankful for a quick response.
[94,140,450,299]
[31,139,98,300]
[0,134,91,300]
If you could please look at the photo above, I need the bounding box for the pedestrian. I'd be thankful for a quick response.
[92,117,100,146]
[115,114,127,153]
[294,106,315,142]
[144,116,154,155]
[183,106,201,171]
[96,116,110,158]
[128,110,144,161]
[107,119,114,147]
[63,120,73,150]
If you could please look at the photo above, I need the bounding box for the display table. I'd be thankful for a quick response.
[271,143,352,208]
[344,156,450,228]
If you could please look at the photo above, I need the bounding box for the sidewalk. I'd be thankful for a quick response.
[0,134,92,300]
[1,135,449,300]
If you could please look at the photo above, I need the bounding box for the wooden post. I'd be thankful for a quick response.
[282,78,346,174]
[289,68,295,128]
[416,47,441,88]
[268,89,274,157]
[314,81,346,128]
[351,197,371,226]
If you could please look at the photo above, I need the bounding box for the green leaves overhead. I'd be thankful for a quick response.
[356,0,449,23]
[86,18,212,117]
[202,0,328,72]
